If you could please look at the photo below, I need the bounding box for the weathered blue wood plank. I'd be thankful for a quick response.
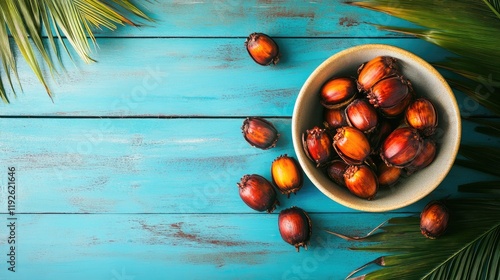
[0,38,493,117]
[0,2,495,279]
[0,213,399,279]
[0,118,496,214]
[91,0,415,38]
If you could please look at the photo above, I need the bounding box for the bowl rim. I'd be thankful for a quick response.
[292,44,462,212]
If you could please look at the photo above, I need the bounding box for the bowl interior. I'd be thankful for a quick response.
[292,44,461,212]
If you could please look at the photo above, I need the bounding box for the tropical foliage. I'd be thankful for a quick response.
[0,0,151,102]
[348,0,500,115]
[333,1,500,279]
[330,195,500,280]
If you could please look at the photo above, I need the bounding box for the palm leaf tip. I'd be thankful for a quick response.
[345,256,385,280]
[0,0,152,101]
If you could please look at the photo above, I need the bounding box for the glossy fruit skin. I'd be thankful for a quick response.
[245,33,280,66]
[320,77,358,109]
[345,98,378,133]
[368,75,413,112]
[241,117,279,149]
[278,207,312,252]
[379,89,413,118]
[377,161,401,187]
[238,174,279,213]
[369,120,393,153]
[302,126,332,166]
[380,127,423,168]
[344,165,378,200]
[326,160,348,186]
[357,56,399,92]
[420,200,449,239]
[405,98,438,136]
[405,139,437,174]
[333,126,371,165]
[271,155,303,197]
[323,108,348,130]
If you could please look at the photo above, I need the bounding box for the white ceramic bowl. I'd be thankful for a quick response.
[292,44,461,212]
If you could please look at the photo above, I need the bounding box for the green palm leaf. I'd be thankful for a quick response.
[456,118,500,176]
[458,181,500,195]
[484,0,500,18]
[456,145,500,178]
[348,0,500,115]
[329,198,500,280]
[0,0,151,102]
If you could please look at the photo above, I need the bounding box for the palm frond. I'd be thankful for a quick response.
[465,118,500,130]
[475,126,500,138]
[0,9,19,102]
[456,145,500,177]
[454,159,499,178]
[484,0,500,19]
[458,181,500,195]
[455,118,500,173]
[1,1,51,99]
[474,126,500,138]
[0,0,151,102]
[465,118,500,138]
[348,0,500,116]
[329,198,500,280]
[445,79,500,116]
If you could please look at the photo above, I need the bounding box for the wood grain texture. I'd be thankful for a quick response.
[0,213,400,279]
[0,38,493,117]
[91,0,416,37]
[0,118,496,214]
[0,2,497,279]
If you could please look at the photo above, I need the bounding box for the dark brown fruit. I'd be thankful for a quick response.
[242,117,279,149]
[357,56,399,92]
[345,98,378,133]
[326,160,348,186]
[379,89,413,118]
[380,127,423,168]
[333,126,371,165]
[377,161,401,187]
[420,200,449,239]
[344,165,379,200]
[320,77,358,109]
[302,126,333,166]
[323,108,347,130]
[271,154,303,197]
[237,174,279,213]
[405,139,437,174]
[405,98,438,136]
[245,33,280,66]
[368,75,413,111]
[278,206,312,252]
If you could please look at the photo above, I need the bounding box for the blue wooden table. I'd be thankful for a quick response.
[0,1,497,279]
